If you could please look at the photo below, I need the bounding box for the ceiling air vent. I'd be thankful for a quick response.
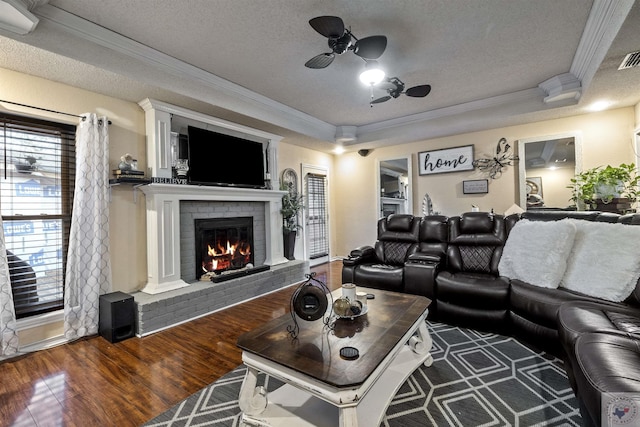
[619,51,640,70]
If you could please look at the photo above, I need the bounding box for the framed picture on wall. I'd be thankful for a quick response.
[418,145,474,175]
[463,179,489,194]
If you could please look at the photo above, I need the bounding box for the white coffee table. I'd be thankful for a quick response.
[237,287,432,427]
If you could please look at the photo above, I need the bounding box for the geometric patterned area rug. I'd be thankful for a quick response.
[142,321,582,426]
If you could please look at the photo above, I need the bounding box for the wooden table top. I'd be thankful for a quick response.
[237,288,430,388]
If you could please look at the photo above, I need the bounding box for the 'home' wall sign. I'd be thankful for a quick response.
[418,145,474,175]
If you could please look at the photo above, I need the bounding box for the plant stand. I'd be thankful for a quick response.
[595,198,633,214]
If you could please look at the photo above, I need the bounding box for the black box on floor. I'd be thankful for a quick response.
[99,291,135,343]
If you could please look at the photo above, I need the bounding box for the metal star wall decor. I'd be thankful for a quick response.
[472,137,519,179]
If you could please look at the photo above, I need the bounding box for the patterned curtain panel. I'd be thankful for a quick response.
[64,114,112,340]
[0,216,19,356]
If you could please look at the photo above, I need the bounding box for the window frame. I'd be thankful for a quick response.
[1,112,76,319]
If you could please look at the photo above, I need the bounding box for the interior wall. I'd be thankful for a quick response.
[333,107,636,257]
[277,142,335,260]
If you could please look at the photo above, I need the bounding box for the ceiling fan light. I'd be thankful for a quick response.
[359,62,385,86]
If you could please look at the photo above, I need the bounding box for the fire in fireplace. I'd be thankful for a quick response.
[195,217,254,279]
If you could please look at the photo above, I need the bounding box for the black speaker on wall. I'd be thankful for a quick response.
[99,291,135,343]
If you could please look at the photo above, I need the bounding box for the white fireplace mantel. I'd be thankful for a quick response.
[137,99,288,294]
[139,184,289,294]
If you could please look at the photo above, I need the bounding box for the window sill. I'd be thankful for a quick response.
[16,309,64,331]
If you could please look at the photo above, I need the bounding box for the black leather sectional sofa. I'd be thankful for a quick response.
[342,211,640,426]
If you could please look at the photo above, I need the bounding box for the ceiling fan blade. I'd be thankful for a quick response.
[371,95,391,104]
[405,84,432,98]
[354,35,387,59]
[305,53,335,69]
[309,16,345,38]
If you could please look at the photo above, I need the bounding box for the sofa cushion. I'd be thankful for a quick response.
[436,301,509,332]
[561,221,640,302]
[378,214,420,243]
[510,280,605,329]
[382,241,413,265]
[437,271,510,309]
[458,246,494,273]
[353,264,404,291]
[498,219,576,288]
[557,301,640,349]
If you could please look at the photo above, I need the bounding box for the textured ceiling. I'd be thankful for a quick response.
[0,0,639,152]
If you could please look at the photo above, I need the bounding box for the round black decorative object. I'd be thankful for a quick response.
[287,272,333,339]
[340,346,360,360]
[293,284,328,321]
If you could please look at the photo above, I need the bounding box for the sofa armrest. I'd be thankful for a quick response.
[343,245,376,266]
[404,252,441,315]
[407,252,443,264]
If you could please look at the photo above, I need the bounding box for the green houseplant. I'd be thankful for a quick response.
[280,182,305,260]
[568,163,639,211]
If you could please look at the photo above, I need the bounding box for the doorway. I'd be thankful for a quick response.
[302,164,329,266]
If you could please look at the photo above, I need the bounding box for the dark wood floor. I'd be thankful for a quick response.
[0,261,344,427]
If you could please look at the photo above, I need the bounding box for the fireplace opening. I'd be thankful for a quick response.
[195,217,254,280]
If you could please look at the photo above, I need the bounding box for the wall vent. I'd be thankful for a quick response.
[619,51,640,70]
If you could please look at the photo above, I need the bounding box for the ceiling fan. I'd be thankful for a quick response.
[370,77,431,106]
[305,16,387,69]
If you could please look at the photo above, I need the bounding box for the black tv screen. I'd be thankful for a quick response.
[187,126,265,188]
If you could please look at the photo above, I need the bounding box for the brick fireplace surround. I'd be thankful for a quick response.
[131,184,309,336]
[133,259,307,335]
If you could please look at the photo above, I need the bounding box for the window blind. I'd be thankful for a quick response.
[305,173,328,259]
[0,113,76,318]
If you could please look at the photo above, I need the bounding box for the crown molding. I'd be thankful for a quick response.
[539,73,582,104]
[570,0,634,89]
[33,4,336,142]
[21,0,49,10]
[23,1,633,150]
[356,88,543,139]
[0,0,39,34]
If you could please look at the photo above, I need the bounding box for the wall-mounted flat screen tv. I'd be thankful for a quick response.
[187,125,265,188]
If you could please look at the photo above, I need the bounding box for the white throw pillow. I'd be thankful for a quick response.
[498,219,577,288]
[560,220,640,302]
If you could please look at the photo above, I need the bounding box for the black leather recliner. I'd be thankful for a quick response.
[342,214,420,292]
[434,212,510,332]
[557,301,640,426]
[342,210,640,426]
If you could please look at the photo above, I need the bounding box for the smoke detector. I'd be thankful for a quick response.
[619,51,640,70]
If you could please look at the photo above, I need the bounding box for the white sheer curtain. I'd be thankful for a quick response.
[0,216,19,357]
[64,114,112,340]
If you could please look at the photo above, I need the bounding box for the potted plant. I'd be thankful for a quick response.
[280,182,305,260]
[568,163,639,212]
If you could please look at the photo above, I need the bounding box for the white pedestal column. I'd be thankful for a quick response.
[141,193,189,294]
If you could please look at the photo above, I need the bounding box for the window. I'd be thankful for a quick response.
[305,173,329,260]
[1,113,76,318]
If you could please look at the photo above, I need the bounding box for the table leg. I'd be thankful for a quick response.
[238,366,268,416]
[409,319,433,366]
[339,406,358,427]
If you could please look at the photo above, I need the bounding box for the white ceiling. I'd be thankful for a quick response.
[0,0,639,153]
